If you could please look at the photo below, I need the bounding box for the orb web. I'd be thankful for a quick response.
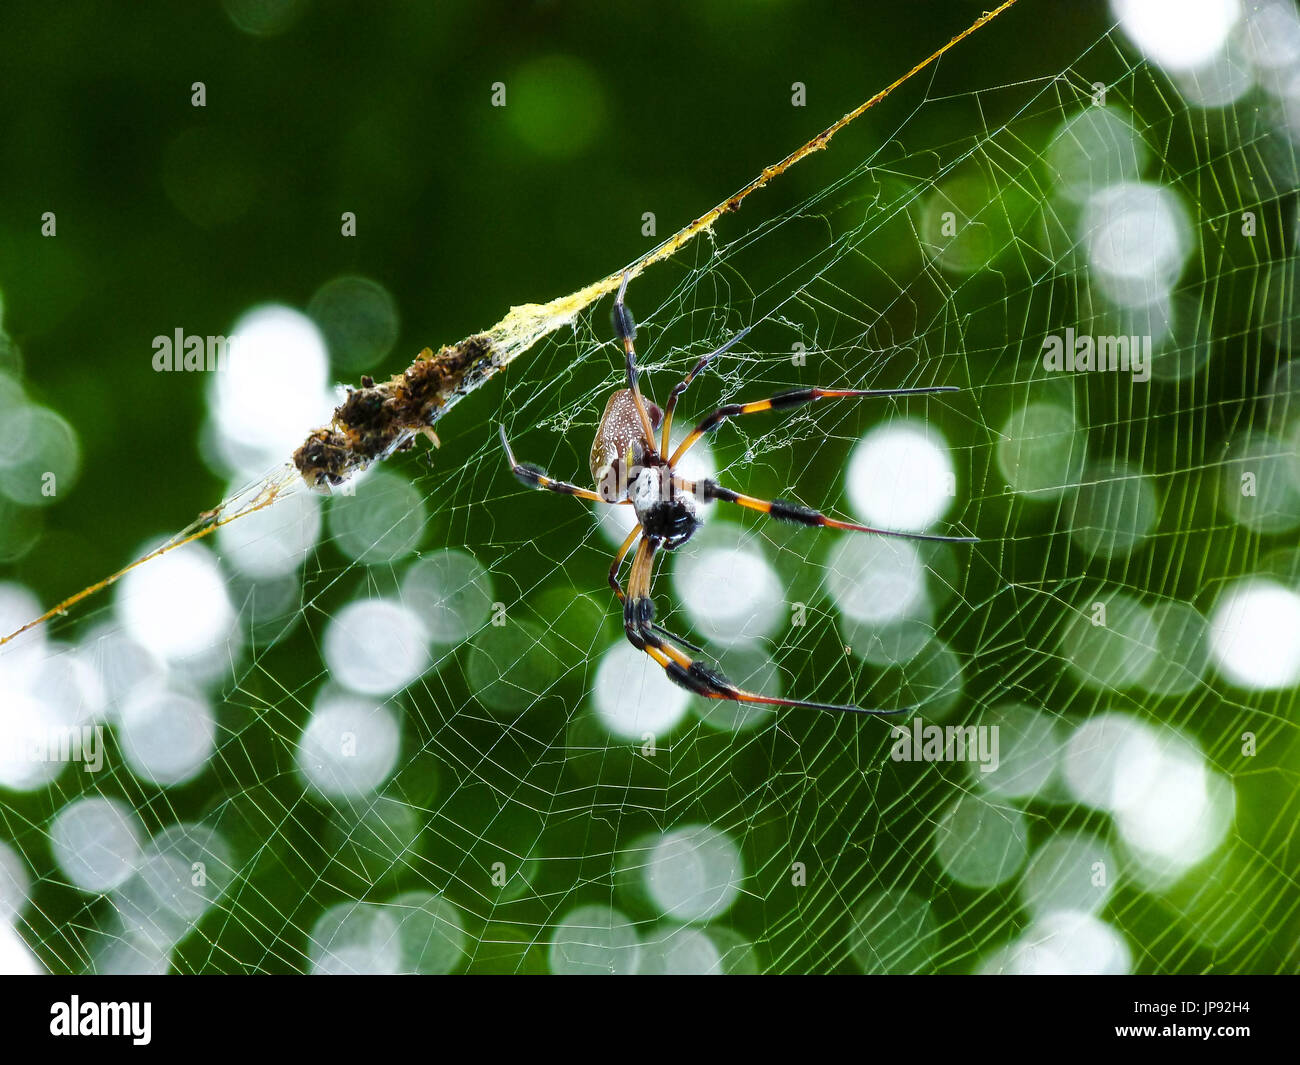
[1,9,1297,976]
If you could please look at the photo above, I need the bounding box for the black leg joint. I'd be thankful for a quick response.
[770,387,816,410]
[700,404,742,433]
[665,661,695,691]
[624,596,658,649]
[698,479,737,504]
[612,301,636,342]
[511,462,547,488]
[687,660,732,692]
[770,498,820,525]
[664,658,735,697]
[623,614,646,649]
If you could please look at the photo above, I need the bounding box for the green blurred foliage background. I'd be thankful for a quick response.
[4,1,1297,975]
[0,0,1100,601]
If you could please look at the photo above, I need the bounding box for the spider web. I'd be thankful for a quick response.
[2,9,1299,976]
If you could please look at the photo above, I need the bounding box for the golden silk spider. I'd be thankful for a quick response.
[499,274,975,716]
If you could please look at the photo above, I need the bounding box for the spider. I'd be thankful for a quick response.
[499,274,976,717]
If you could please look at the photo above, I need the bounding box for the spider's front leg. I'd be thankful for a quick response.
[611,273,659,452]
[668,384,961,465]
[498,425,622,505]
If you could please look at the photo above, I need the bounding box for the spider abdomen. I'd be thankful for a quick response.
[590,389,662,501]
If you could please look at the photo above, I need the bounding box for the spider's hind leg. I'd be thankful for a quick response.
[619,530,889,717]
[620,590,704,655]
[624,594,896,718]
[648,637,896,718]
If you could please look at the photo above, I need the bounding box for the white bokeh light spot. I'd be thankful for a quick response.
[297,692,402,799]
[827,535,926,625]
[1112,0,1240,72]
[549,904,642,975]
[984,909,1132,975]
[0,690,72,791]
[643,825,743,923]
[50,798,144,894]
[1062,713,1162,812]
[217,478,321,579]
[847,421,955,532]
[323,598,430,696]
[1082,182,1193,308]
[638,925,723,975]
[1207,578,1300,690]
[1113,734,1234,885]
[672,535,782,646]
[0,840,31,923]
[0,582,48,684]
[117,543,236,662]
[309,902,402,975]
[118,684,217,786]
[210,304,335,468]
[593,641,691,740]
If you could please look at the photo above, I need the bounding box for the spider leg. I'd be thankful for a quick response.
[608,526,704,651]
[622,536,898,716]
[650,624,705,656]
[696,481,978,543]
[499,425,629,505]
[611,272,660,452]
[660,324,754,454]
[644,642,904,716]
[608,526,641,601]
[668,384,960,465]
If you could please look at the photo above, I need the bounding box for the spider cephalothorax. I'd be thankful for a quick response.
[500,272,976,717]
[628,466,700,549]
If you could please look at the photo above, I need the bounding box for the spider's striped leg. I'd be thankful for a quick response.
[644,642,904,716]
[696,480,978,543]
[622,537,899,717]
[611,272,660,451]
[621,535,662,650]
[660,325,753,454]
[668,384,960,465]
[498,425,628,505]
[608,526,641,602]
[609,526,705,653]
